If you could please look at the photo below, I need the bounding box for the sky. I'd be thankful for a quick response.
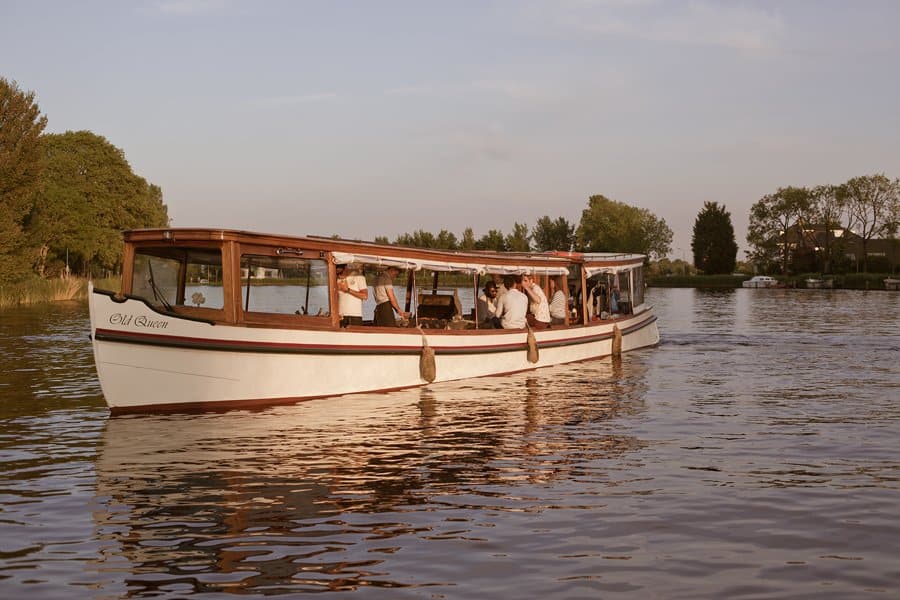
[3,0,899,259]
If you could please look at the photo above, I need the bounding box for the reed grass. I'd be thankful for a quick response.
[0,277,120,310]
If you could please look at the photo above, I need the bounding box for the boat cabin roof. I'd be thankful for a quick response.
[123,228,646,273]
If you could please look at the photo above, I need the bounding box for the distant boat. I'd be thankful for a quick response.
[885,278,900,291]
[88,228,660,414]
[742,275,778,289]
[805,278,833,289]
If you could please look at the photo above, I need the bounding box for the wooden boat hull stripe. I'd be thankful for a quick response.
[93,317,656,356]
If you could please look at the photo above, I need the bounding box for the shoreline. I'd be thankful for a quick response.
[648,273,897,290]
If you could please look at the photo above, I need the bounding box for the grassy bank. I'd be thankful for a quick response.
[648,273,896,290]
[0,277,119,310]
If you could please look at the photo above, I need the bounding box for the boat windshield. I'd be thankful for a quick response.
[132,247,224,310]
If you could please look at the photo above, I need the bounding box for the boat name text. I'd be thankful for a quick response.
[109,313,169,329]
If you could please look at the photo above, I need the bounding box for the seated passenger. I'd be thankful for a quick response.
[477,281,500,328]
[522,274,551,328]
[493,275,527,329]
[548,276,567,325]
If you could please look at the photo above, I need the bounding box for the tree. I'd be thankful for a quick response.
[434,229,458,250]
[475,229,507,251]
[532,215,575,252]
[27,131,168,277]
[459,227,476,250]
[810,184,849,273]
[690,202,737,274]
[395,229,436,248]
[746,186,812,274]
[575,194,672,259]
[0,78,47,283]
[505,222,530,252]
[838,174,900,272]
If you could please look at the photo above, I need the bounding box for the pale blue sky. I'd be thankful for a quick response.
[3,0,899,258]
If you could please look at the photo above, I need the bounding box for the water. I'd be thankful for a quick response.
[1,289,898,598]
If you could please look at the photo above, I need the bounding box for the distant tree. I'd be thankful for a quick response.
[576,194,672,259]
[475,229,507,251]
[0,78,47,284]
[532,215,575,251]
[373,235,390,245]
[505,222,530,252]
[435,229,458,250]
[459,227,476,250]
[690,202,737,274]
[27,131,168,277]
[809,184,849,273]
[395,229,436,248]
[746,186,812,274]
[837,174,900,272]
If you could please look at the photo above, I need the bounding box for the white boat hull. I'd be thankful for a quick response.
[89,287,659,413]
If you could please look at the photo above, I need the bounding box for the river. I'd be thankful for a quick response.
[0,288,898,599]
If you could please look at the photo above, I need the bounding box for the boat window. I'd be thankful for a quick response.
[132,247,224,310]
[240,254,330,317]
[632,265,645,308]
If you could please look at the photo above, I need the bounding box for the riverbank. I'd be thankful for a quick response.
[0,277,118,310]
[648,273,897,290]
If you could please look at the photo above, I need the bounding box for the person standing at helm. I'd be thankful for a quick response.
[373,266,409,327]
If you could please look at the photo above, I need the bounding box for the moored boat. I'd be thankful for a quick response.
[805,278,833,289]
[742,275,778,288]
[885,278,900,291]
[88,228,660,413]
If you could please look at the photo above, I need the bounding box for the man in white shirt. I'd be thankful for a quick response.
[522,274,551,328]
[336,264,368,327]
[493,275,528,329]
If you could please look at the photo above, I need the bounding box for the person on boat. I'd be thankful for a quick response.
[493,275,528,329]
[373,266,409,327]
[522,274,551,328]
[476,280,500,328]
[336,263,368,327]
[491,273,508,299]
[548,276,567,325]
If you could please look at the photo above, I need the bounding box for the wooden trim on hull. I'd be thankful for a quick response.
[94,316,657,357]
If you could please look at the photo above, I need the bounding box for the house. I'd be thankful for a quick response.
[772,224,899,272]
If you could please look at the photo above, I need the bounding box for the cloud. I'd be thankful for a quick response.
[254,92,339,107]
[553,0,784,51]
[157,0,229,16]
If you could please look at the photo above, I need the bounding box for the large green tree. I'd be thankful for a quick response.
[691,202,738,274]
[0,78,47,283]
[575,195,672,259]
[532,215,575,252]
[838,174,900,272]
[746,186,812,274]
[27,131,168,277]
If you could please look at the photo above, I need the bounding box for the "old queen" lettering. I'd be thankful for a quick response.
[109,313,169,329]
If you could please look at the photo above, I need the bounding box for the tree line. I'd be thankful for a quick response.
[747,175,900,274]
[377,194,674,260]
[1,78,169,286]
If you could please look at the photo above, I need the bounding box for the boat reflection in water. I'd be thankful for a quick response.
[93,358,648,595]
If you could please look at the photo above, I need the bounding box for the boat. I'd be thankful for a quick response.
[88,228,660,413]
[885,278,900,291]
[805,278,833,289]
[742,275,778,288]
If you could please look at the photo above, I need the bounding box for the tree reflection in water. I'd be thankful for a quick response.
[92,359,648,595]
